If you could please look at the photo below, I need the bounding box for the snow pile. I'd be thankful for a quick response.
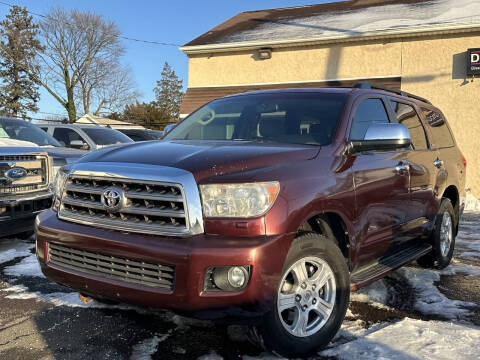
[3,251,44,277]
[322,318,480,360]
[1,281,99,307]
[222,0,480,44]
[441,260,480,277]
[0,241,34,263]
[350,278,390,309]
[130,334,169,360]
[393,267,475,319]
[456,219,480,260]
[465,194,480,211]
[197,352,223,360]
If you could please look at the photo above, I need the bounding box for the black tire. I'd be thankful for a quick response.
[252,233,350,358]
[15,231,35,241]
[417,198,456,270]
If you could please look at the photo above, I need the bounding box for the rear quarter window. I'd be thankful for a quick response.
[421,108,455,148]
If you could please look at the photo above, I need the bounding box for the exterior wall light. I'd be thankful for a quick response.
[257,48,272,60]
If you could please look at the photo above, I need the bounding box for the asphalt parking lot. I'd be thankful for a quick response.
[0,213,479,360]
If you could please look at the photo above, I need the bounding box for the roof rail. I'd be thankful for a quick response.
[353,82,431,104]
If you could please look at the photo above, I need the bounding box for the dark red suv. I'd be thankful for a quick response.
[35,83,466,357]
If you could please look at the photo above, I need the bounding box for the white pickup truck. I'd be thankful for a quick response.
[1,139,53,238]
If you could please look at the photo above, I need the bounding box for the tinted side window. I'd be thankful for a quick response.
[350,98,389,140]
[128,134,144,141]
[421,108,454,148]
[53,128,84,147]
[391,101,428,150]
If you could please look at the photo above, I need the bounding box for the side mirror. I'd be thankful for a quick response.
[164,124,176,134]
[348,123,411,154]
[70,140,89,150]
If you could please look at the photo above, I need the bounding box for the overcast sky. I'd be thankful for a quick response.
[0,0,339,118]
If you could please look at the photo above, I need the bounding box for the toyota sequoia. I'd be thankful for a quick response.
[35,83,466,357]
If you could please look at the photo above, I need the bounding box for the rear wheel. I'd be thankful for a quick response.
[417,198,456,269]
[252,233,350,357]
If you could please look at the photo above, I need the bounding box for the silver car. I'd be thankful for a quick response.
[39,124,133,151]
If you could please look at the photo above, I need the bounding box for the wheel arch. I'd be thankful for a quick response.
[442,185,460,233]
[296,211,352,268]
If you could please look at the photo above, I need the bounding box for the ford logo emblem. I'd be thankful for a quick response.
[5,167,28,180]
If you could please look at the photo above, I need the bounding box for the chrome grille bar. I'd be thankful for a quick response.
[48,242,175,290]
[0,155,49,195]
[58,174,190,235]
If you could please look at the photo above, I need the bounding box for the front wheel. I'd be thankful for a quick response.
[417,198,456,269]
[252,233,350,358]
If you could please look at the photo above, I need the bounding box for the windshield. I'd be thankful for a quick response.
[82,127,134,145]
[0,118,60,146]
[164,93,347,146]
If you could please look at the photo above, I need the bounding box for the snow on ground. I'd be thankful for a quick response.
[129,334,170,360]
[395,266,476,319]
[197,352,224,360]
[350,278,391,309]
[0,212,479,359]
[321,318,480,360]
[0,239,33,263]
[456,221,480,260]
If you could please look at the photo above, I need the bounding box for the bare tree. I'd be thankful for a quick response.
[78,61,138,116]
[37,8,133,122]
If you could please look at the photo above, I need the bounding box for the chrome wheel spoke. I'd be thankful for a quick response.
[292,261,309,284]
[310,265,330,289]
[314,297,334,319]
[291,309,309,337]
[278,292,297,312]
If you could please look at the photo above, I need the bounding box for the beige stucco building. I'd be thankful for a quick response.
[180,0,480,199]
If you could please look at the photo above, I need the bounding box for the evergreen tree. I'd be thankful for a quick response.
[153,62,184,122]
[0,6,43,118]
[120,101,170,130]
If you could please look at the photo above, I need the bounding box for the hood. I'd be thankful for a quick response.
[43,146,87,166]
[0,138,37,147]
[78,140,320,181]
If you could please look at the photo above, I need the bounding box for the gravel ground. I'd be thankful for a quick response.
[0,213,479,360]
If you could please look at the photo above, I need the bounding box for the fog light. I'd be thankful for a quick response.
[205,266,250,292]
[228,266,246,288]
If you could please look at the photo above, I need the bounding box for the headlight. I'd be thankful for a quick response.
[199,182,280,218]
[52,167,69,211]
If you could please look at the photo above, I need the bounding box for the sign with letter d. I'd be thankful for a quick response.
[467,48,480,75]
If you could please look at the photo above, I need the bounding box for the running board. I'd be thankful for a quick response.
[350,243,432,291]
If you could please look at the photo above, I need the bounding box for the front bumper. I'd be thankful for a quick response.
[0,191,52,237]
[35,209,294,317]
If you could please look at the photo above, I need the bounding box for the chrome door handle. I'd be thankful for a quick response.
[395,164,409,175]
[433,159,443,169]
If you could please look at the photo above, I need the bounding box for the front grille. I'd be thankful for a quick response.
[0,155,49,195]
[0,197,52,220]
[58,175,189,235]
[48,242,175,290]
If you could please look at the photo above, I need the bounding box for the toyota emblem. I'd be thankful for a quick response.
[101,187,124,213]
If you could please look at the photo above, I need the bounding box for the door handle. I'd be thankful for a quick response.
[395,163,409,175]
[433,159,443,169]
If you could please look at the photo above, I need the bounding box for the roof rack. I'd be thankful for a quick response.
[353,82,431,104]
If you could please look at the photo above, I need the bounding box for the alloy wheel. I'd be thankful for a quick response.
[440,212,453,257]
[277,256,336,337]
